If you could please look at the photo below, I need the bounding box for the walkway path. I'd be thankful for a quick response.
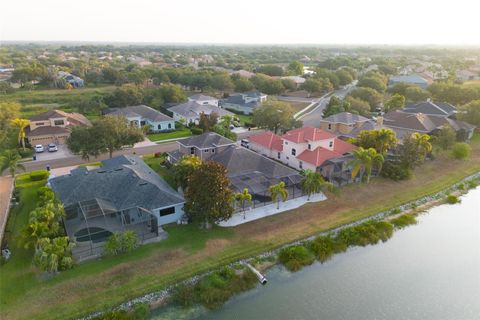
[218,193,326,227]
[0,176,14,244]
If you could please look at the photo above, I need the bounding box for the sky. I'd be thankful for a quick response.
[1,0,480,45]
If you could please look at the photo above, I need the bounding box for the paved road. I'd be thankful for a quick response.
[299,81,357,127]
[0,176,14,243]
[19,130,262,173]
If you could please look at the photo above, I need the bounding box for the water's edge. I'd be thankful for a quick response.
[80,172,480,320]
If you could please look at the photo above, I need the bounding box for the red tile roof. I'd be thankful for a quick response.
[283,127,336,143]
[297,138,356,167]
[249,131,283,151]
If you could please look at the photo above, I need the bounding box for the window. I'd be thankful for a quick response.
[328,124,332,130]
[204,149,209,152]
[190,147,195,154]
[308,144,311,150]
[168,123,172,129]
[212,148,215,153]
[35,122,45,126]
[160,207,176,217]
[329,141,333,148]
[158,124,162,130]
[54,119,65,126]
[285,141,289,145]
[291,148,296,156]
[299,161,303,169]
[277,152,281,159]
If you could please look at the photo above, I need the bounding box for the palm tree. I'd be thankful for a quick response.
[301,170,334,200]
[11,118,30,151]
[411,132,432,162]
[374,128,397,155]
[269,181,289,209]
[0,149,26,178]
[349,147,384,183]
[234,188,253,219]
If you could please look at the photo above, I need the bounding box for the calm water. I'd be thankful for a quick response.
[150,188,480,320]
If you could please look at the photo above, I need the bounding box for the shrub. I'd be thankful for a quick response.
[451,142,471,160]
[172,284,195,307]
[190,127,203,135]
[457,183,465,190]
[278,245,315,272]
[30,170,49,181]
[17,148,33,158]
[446,194,460,204]
[37,187,54,204]
[391,214,417,228]
[132,303,150,319]
[467,180,478,189]
[336,221,394,247]
[309,235,345,263]
[104,231,139,256]
[380,161,412,181]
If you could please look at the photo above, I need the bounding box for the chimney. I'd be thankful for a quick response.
[376,116,384,126]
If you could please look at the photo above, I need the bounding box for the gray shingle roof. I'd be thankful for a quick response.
[106,105,173,122]
[50,155,184,211]
[403,101,456,117]
[178,132,235,149]
[322,112,370,124]
[221,94,259,109]
[169,101,234,118]
[189,94,217,101]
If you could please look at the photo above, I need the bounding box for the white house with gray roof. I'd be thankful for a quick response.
[220,91,267,114]
[188,94,219,107]
[105,105,175,132]
[169,101,234,124]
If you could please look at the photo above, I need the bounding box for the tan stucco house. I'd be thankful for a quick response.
[27,110,91,145]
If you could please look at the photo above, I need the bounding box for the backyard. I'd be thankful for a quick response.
[1,134,480,320]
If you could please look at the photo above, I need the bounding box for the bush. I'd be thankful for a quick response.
[37,186,54,204]
[380,161,412,181]
[451,142,471,160]
[446,194,460,204]
[172,284,196,307]
[467,180,478,189]
[104,231,139,256]
[309,235,345,263]
[190,127,203,135]
[17,148,33,158]
[30,170,49,181]
[278,245,315,272]
[391,214,417,229]
[336,221,394,247]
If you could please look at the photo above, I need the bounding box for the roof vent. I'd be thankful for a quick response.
[114,168,123,171]
[139,182,148,186]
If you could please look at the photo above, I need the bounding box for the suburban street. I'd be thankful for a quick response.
[299,81,357,127]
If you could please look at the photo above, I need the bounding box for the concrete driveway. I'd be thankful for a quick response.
[33,144,73,161]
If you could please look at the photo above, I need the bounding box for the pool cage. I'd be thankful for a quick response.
[229,171,304,211]
[63,198,161,261]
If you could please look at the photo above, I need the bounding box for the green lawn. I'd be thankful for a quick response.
[1,135,480,320]
[142,154,176,188]
[147,128,192,142]
[234,114,253,126]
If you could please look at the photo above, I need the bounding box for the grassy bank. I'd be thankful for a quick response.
[1,134,480,320]
[147,128,192,142]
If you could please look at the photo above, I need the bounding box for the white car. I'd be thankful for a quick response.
[48,144,58,152]
[34,145,44,153]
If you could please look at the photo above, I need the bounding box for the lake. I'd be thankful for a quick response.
[149,187,480,320]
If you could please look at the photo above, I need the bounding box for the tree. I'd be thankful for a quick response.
[233,77,254,92]
[314,68,340,89]
[287,61,304,76]
[354,129,397,154]
[234,188,252,219]
[269,181,289,209]
[11,118,29,151]
[105,84,144,107]
[24,200,65,248]
[0,149,26,177]
[405,86,431,102]
[345,96,371,116]
[348,87,383,110]
[357,75,387,93]
[349,147,384,183]
[0,102,20,152]
[198,112,219,132]
[251,74,285,95]
[104,231,139,255]
[67,116,144,159]
[411,132,433,162]
[399,133,432,168]
[458,100,480,127]
[211,73,234,91]
[336,69,354,86]
[172,155,202,191]
[323,96,349,117]
[384,94,405,112]
[281,78,297,91]
[434,125,456,150]
[184,161,234,228]
[33,236,74,273]
[302,78,323,97]
[451,142,471,160]
[256,65,284,76]
[252,100,300,133]
[301,170,333,200]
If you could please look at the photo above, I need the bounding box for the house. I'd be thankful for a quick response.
[248,127,357,183]
[220,91,267,115]
[456,69,479,82]
[319,112,383,139]
[281,76,306,88]
[49,155,185,261]
[382,110,475,140]
[27,110,91,145]
[58,71,84,87]
[388,74,429,89]
[188,94,219,107]
[169,101,234,124]
[105,105,175,132]
[402,101,456,117]
[167,132,303,206]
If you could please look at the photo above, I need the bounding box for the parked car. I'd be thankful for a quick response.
[48,144,58,152]
[34,145,44,153]
[241,139,249,148]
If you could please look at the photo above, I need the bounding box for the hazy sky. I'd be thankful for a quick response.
[1,0,479,45]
